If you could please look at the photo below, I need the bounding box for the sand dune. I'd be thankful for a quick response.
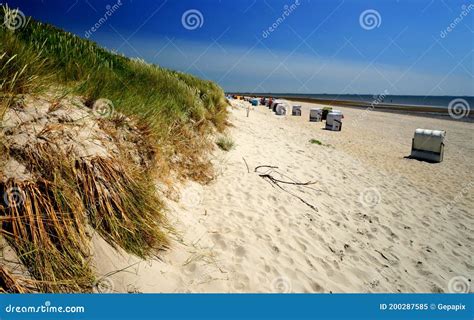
[93,100,473,293]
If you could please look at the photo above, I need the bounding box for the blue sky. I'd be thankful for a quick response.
[5,0,474,95]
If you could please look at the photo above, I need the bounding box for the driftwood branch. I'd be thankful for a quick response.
[242,157,250,173]
[254,165,278,172]
[258,175,316,186]
[254,165,318,212]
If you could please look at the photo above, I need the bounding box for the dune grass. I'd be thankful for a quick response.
[0,5,228,292]
[216,135,235,151]
[0,6,228,176]
[309,139,323,145]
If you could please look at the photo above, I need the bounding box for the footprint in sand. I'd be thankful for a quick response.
[235,246,246,257]
[414,261,432,276]
[311,281,324,292]
[232,274,250,291]
[297,241,307,252]
[211,233,227,250]
[259,233,272,242]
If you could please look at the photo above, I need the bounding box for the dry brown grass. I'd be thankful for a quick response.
[167,122,215,183]
[0,265,34,293]
[0,98,223,292]
[75,157,168,256]
[1,139,168,292]
[1,178,93,292]
[0,6,229,291]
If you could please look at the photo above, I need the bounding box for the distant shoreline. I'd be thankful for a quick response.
[227,93,473,122]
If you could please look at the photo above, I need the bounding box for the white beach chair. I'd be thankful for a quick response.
[309,108,322,122]
[410,129,446,162]
[271,100,283,112]
[275,104,287,115]
[325,111,343,131]
[292,105,302,116]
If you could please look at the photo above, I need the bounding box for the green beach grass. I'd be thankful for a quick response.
[0,5,228,292]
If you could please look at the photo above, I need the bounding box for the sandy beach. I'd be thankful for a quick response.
[2,5,473,320]
[92,100,473,293]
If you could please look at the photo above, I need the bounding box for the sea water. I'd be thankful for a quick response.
[267,93,474,109]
